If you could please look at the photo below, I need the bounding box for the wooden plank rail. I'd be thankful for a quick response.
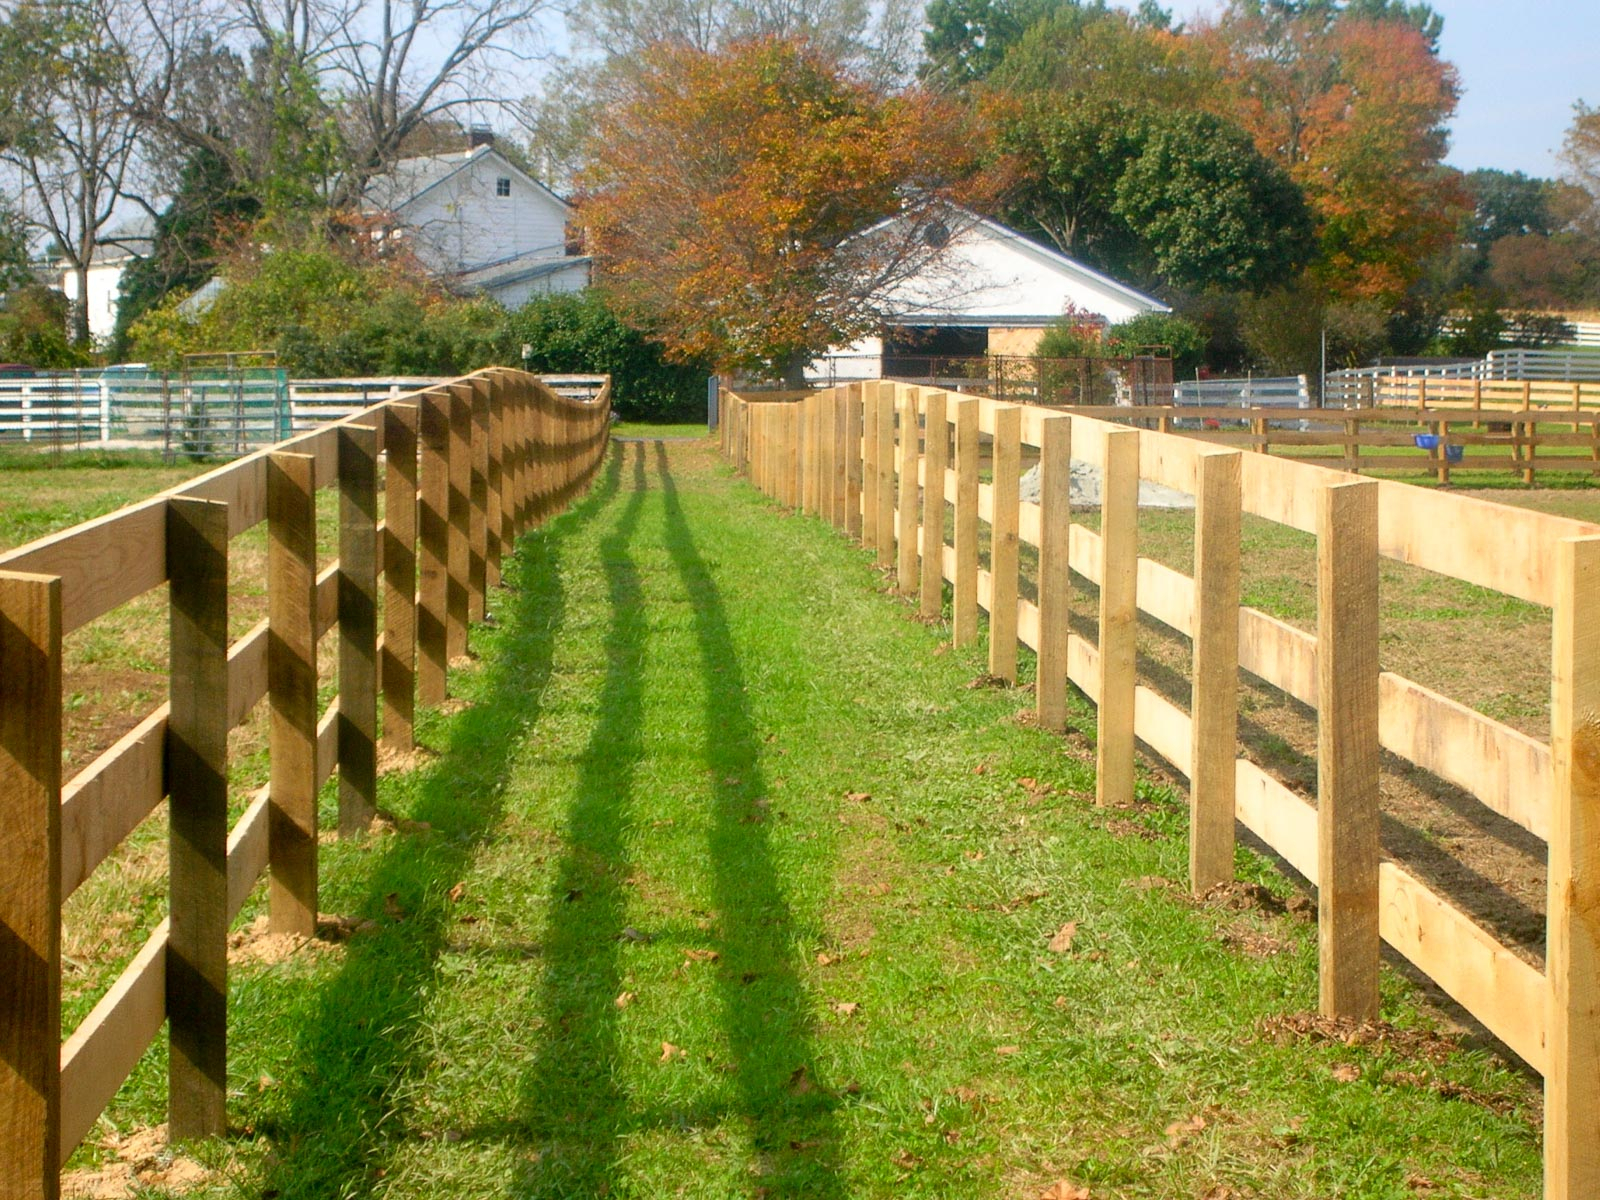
[0,369,610,1197]
[723,382,1600,1199]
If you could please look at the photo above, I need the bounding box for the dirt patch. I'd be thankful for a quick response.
[227,912,375,966]
[1195,880,1316,922]
[378,744,439,775]
[1217,922,1293,958]
[62,1126,216,1198]
[1102,818,1161,841]
[1259,1011,1460,1066]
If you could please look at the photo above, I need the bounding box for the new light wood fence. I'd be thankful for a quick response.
[0,368,610,1199]
[722,380,1600,1200]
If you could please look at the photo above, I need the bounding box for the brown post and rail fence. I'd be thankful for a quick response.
[721,380,1600,1199]
[0,368,610,1199]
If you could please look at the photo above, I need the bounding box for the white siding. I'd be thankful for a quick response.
[483,261,591,309]
[59,260,129,343]
[399,153,568,274]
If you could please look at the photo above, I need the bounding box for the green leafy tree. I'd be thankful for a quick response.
[921,0,1101,88]
[1112,109,1314,292]
[995,95,1312,294]
[112,147,261,357]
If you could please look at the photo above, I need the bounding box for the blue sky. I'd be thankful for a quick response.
[1165,0,1595,178]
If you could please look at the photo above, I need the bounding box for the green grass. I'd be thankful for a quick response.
[77,438,1541,1198]
[613,420,711,439]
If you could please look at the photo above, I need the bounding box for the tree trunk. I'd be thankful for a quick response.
[71,262,91,348]
[780,349,811,389]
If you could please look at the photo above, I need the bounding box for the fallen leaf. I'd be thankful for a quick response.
[1331,1062,1361,1083]
[383,893,406,922]
[788,1065,814,1094]
[447,882,466,903]
[845,791,872,802]
[1016,776,1037,790]
[684,948,720,963]
[994,1045,1020,1056]
[947,1085,979,1103]
[816,951,840,966]
[943,1129,961,1144]
[1405,1174,1441,1192]
[1165,1113,1207,1146]
[972,762,991,775]
[614,991,635,1010]
[890,1149,922,1169]
[659,1042,684,1063]
[1054,995,1068,1009]
[832,1001,860,1016]
[1047,921,1079,954]
[1039,1183,1091,1200]
[1128,875,1172,892]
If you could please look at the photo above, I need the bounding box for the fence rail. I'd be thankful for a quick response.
[721,381,1600,1200]
[0,367,611,1198]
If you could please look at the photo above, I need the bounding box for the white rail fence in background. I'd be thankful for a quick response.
[0,373,610,455]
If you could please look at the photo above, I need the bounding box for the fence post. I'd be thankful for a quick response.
[0,570,62,1199]
[166,496,229,1140]
[382,403,419,754]
[876,385,895,566]
[1316,477,1381,1020]
[267,453,318,936]
[1190,449,1242,894]
[485,377,504,589]
[989,403,1022,682]
[897,387,921,594]
[446,387,472,662]
[1096,428,1139,807]
[417,393,451,706]
[920,391,949,619]
[862,384,880,546]
[338,426,378,837]
[1036,414,1071,730]
[846,384,864,541]
[838,392,851,528]
[952,397,980,648]
[466,382,490,624]
[1546,534,1600,1200]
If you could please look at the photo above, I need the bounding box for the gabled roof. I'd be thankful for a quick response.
[363,145,571,217]
[454,250,591,293]
[861,203,1169,326]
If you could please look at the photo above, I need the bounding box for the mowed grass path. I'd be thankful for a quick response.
[98,438,1538,1197]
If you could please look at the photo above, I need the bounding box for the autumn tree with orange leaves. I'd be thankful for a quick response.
[577,37,986,382]
[1200,2,1466,302]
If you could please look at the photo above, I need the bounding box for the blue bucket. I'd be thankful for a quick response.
[1413,433,1441,450]
[1444,444,1464,463]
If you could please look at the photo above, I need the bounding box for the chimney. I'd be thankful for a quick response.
[468,125,495,150]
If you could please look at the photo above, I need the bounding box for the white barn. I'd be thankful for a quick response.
[810,207,1169,382]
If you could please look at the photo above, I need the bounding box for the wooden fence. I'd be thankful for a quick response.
[721,380,1600,1199]
[1066,403,1600,484]
[0,367,611,1199]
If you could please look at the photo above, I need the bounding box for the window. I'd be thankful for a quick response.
[496,177,511,197]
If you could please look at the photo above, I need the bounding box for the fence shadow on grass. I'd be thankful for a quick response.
[511,440,651,1193]
[242,445,624,1199]
[654,441,845,1197]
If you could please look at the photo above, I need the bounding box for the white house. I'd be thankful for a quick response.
[363,136,590,304]
[56,215,154,343]
[809,207,1169,382]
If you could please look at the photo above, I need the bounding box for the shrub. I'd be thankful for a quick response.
[495,292,707,421]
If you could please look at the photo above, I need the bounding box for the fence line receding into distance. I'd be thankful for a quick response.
[721,380,1600,1200]
[0,368,611,1199]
